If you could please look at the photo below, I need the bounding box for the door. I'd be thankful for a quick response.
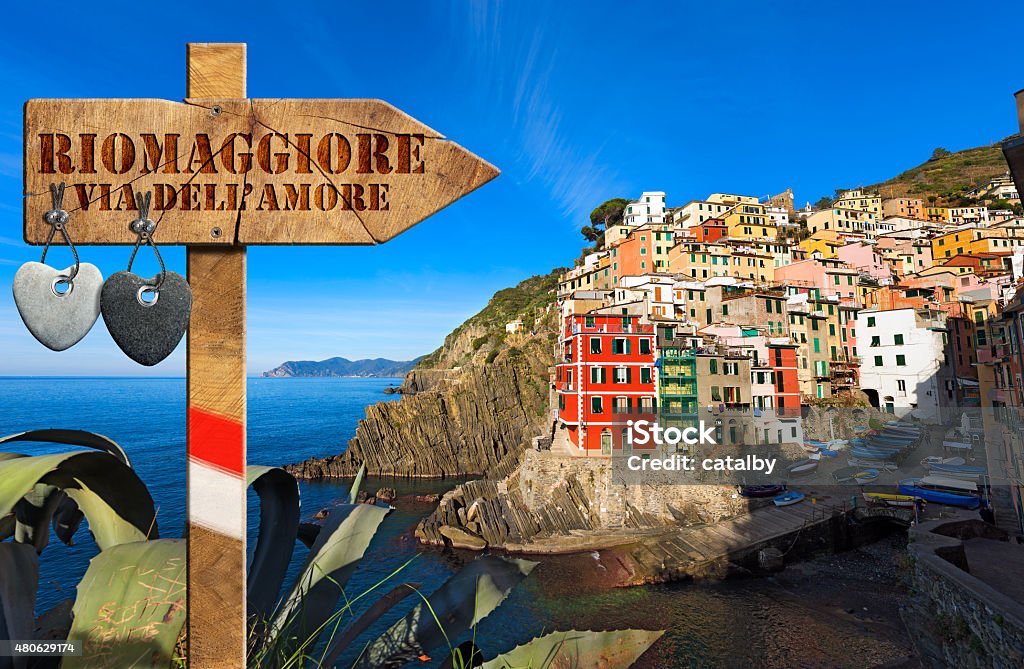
[621,429,631,455]
[601,430,612,456]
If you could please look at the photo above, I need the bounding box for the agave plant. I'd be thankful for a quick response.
[0,431,662,668]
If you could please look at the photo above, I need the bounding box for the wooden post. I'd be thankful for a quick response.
[185,43,248,669]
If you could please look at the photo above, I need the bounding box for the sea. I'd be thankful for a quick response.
[0,377,915,668]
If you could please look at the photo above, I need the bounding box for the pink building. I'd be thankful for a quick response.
[836,242,891,281]
[772,258,859,300]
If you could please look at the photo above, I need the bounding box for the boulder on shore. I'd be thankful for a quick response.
[439,524,487,550]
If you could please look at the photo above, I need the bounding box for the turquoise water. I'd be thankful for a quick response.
[0,377,912,668]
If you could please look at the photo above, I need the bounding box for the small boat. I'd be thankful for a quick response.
[787,459,819,476]
[848,458,899,471]
[921,456,965,468]
[926,463,985,482]
[863,492,916,507]
[898,476,982,509]
[851,448,897,461]
[818,448,839,458]
[774,491,805,506]
[827,439,849,449]
[853,469,879,483]
[739,484,785,498]
[833,466,864,483]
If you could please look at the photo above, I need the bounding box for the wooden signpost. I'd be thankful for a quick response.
[22,43,498,667]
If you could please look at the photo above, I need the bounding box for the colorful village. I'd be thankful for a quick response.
[549,179,1024,529]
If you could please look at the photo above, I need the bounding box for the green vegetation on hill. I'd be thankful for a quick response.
[417,268,565,368]
[865,143,1010,203]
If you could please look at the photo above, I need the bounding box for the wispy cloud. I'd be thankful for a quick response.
[451,3,623,224]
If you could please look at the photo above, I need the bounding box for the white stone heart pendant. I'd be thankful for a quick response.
[12,261,103,351]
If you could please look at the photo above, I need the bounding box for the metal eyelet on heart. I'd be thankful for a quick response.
[12,183,103,352]
[100,191,192,366]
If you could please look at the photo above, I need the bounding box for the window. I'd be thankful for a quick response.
[709,359,718,374]
[613,397,631,414]
[612,338,631,355]
[874,355,883,366]
[766,300,773,313]
[896,355,906,366]
[558,395,565,410]
[829,324,836,336]
[871,336,880,347]
[591,396,603,414]
[590,338,601,354]
[590,367,606,384]
[813,338,820,353]
[710,386,721,401]
[897,379,906,392]
[613,367,632,384]
[585,316,594,328]
[640,339,651,355]
[894,334,904,345]
[867,316,876,327]
[722,304,729,316]
[640,367,652,384]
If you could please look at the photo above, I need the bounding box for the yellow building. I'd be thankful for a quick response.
[925,206,949,223]
[834,189,883,220]
[805,207,878,237]
[668,242,733,281]
[722,202,777,240]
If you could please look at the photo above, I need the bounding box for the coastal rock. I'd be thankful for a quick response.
[375,487,397,503]
[285,309,555,480]
[439,524,487,550]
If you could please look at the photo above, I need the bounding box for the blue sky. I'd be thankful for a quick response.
[0,0,1020,376]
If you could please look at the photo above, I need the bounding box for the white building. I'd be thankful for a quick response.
[856,308,953,424]
[623,191,667,226]
[948,206,990,225]
[767,205,793,228]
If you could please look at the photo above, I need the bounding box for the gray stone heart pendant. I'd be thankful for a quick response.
[101,271,192,366]
[13,261,103,351]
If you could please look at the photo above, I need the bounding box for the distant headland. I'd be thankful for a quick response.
[262,356,422,378]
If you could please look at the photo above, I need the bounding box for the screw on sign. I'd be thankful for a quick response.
[21,43,499,668]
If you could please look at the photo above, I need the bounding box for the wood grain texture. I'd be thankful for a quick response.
[185,42,247,669]
[23,98,499,245]
[187,44,246,98]
[185,525,246,667]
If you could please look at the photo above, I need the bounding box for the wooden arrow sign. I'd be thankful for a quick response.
[24,98,499,245]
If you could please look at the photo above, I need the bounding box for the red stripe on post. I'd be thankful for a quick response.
[188,406,245,476]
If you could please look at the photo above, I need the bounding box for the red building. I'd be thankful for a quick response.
[556,312,657,455]
[693,218,728,244]
[768,341,801,418]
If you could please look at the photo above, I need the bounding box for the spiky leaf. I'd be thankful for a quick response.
[354,555,537,669]
[267,504,390,655]
[246,466,300,626]
[481,629,664,669]
[349,462,366,504]
[0,543,38,669]
[62,540,186,669]
[0,452,157,550]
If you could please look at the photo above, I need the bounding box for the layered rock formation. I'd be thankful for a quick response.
[285,271,560,479]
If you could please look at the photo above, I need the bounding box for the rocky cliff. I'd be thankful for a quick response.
[284,270,563,479]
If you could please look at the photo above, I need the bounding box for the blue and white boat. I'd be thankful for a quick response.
[926,462,986,482]
[774,491,805,507]
[898,476,982,509]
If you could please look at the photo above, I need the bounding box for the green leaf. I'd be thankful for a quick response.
[63,540,186,669]
[0,543,38,669]
[481,629,664,669]
[267,503,390,655]
[0,452,157,550]
[354,555,537,669]
[349,462,367,505]
[0,431,133,549]
[245,466,300,627]
[0,430,130,465]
